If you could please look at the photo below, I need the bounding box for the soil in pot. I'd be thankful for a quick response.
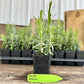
[22,50,32,65]
[33,54,50,74]
[65,51,76,66]
[54,51,64,65]
[1,49,11,64]
[11,50,21,64]
[76,51,84,66]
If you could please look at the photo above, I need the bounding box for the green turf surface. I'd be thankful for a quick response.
[27,74,63,83]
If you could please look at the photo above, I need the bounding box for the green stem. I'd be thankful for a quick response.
[39,23,43,54]
[11,35,13,50]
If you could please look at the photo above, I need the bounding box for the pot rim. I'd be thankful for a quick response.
[33,53,50,57]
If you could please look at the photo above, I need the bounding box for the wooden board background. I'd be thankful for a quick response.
[64,9,84,50]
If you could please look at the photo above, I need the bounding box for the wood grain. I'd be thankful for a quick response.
[64,9,84,50]
[0,64,83,84]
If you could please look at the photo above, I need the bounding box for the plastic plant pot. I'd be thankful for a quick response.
[11,50,21,64]
[76,51,84,66]
[22,50,32,65]
[50,55,54,65]
[65,51,76,66]
[33,54,50,74]
[54,51,64,65]
[1,49,11,64]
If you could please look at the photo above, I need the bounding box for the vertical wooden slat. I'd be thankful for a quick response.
[54,0,61,19]
[60,0,66,20]
[66,0,71,11]
[51,0,56,20]
[17,0,23,25]
[22,0,28,25]
[82,0,84,9]
[0,0,2,22]
[5,0,11,23]
[39,0,44,18]
[0,0,6,23]
[64,10,84,50]
[75,0,77,10]
[30,0,34,19]
[58,0,61,19]
[11,0,14,24]
[27,0,31,25]
[76,0,82,9]
[70,0,76,10]
[43,0,50,19]
[13,0,18,25]
[39,0,44,11]
[0,0,84,25]
[60,0,63,20]
[33,0,39,17]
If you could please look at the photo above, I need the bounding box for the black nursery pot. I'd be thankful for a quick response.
[11,50,21,64]
[22,50,32,65]
[65,51,76,66]
[76,51,84,66]
[33,54,50,74]
[1,49,11,64]
[54,50,64,65]
[50,54,54,65]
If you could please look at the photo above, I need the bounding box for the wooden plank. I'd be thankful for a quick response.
[0,64,83,84]
[0,24,24,37]
[30,18,36,34]
[64,9,84,50]
[0,41,2,49]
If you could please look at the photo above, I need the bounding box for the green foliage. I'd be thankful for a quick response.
[32,0,81,56]
[64,27,81,51]
[1,24,33,50]
[48,1,52,25]
[33,1,55,55]
[1,24,15,49]
[33,10,46,55]
[16,25,33,50]
[54,21,81,51]
[54,20,66,50]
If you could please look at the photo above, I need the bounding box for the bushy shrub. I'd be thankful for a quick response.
[32,1,56,55]
[16,25,33,50]
[53,21,81,51]
[32,10,47,55]
[1,24,16,49]
[53,20,65,50]
[1,24,33,50]
[64,27,81,51]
